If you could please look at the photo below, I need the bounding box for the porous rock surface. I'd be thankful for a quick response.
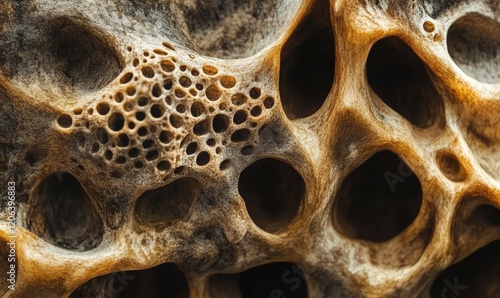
[0,0,499,297]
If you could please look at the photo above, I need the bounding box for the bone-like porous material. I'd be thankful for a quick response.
[0,0,499,297]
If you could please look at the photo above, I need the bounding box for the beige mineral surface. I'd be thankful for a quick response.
[0,0,499,297]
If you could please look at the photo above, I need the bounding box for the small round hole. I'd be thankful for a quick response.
[233,110,247,125]
[231,93,247,105]
[120,72,133,84]
[436,151,466,182]
[57,114,73,128]
[117,134,130,147]
[186,142,197,155]
[249,87,261,99]
[203,65,218,75]
[138,127,148,136]
[250,106,262,117]
[220,75,236,88]
[231,129,250,142]
[138,97,149,106]
[136,112,146,121]
[96,102,110,115]
[196,151,210,166]
[108,113,124,131]
[264,97,275,109]
[190,102,205,117]
[170,115,183,128]
[159,131,172,144]
[212,114,229,133]
[141,66,155,78]
[179,76,192,88]
[206,84,222,101]
[151,104,164,118]
[156,161,171,171]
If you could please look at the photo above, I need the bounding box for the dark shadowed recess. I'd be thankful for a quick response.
[69,263,189,298]
[210,262,308,298]
[366,37,444,128]
[279,0,335,120]
[238,158,305,233]
[430,240,500,298]
[0,16,121,93]
[333,151,423,242]
[134,177,200,225]
[447,13,500,84]
[28,172,104,251]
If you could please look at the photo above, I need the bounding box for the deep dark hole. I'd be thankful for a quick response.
[430,240,500,298]
[231,129,250,143]
[238,158,305,233]
[333,151,423,242]
[472,204,500,227]
[210,262,308,298]
[196,151,210,166]
[109,113,125,131]
[366,37,444,128]
[213,114,229,133]
[70,263,189,298]
[279,0,335,119]
[34,172,103,250]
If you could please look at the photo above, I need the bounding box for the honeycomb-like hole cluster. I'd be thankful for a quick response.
[209,262,308,298]
[57,42,276,177]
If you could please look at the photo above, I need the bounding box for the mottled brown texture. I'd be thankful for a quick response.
[0,0,499,297]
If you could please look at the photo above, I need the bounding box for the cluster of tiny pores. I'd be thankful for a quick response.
[55,42,276,177]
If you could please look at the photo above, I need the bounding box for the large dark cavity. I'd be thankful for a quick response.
[238,158,305,233]
[333,151,423,242]
[430,240,500,298]
[69,263,189,298]
[209,262,308,298]
[279,0,335,119]
[367,37,444,128]
[29,172,103,250]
